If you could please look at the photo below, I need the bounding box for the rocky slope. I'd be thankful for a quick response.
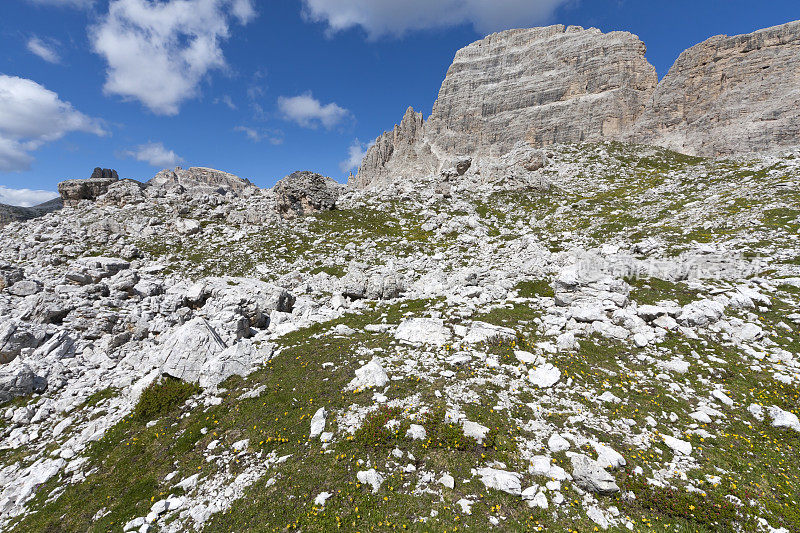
[1,142,799,532]
[355,20,800,188]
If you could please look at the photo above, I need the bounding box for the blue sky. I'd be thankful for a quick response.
[0,0,798,205]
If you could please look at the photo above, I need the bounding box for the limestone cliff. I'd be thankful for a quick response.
[628,20,800,157]
[356,25,658,188]
[425,25,657,156]
[354,20,800,188]
[349,107,438,189]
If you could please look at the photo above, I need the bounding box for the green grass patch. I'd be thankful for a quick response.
[515,279,554,298]
[133,378,201,422]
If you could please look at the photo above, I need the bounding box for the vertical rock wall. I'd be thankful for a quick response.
[354,20,800,189]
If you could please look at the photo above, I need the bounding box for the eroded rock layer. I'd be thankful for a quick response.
[628,20,800,156]
[426,25,658,156]
[355,20,800,188]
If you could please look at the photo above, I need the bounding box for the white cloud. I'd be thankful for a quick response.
[339,138,372,173]
[214,95,237,110]
[231,0,256,24]
[27,37,61,64]
[301,0,570,38]
[0,74,106,172]
[26,0,95,8]
[0,186,59,207]
[278,93,350,130]
[234,126,284,145]
[92,0,256,115]
[119,142,183,167]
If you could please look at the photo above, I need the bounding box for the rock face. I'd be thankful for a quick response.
[90,168,119,181]
[350,107,439,189]
[628,20,800,156]
[147,167,254,196]
[427,25,657,156]
[354,20,800,188]
[355,25,658,188]
[274,171,342,219]
[58,168,120,207]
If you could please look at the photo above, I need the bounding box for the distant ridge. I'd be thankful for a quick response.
[0,197,62,225]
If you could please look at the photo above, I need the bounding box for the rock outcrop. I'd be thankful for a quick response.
[628,20,800,157]
[354,20,800,188]
[274,171,342,219]
[350,107,439,189]
[147,167,254,197]
[58,168,120,206]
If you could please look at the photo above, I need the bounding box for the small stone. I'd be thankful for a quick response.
[548,433,571,452]
[662,435,692,456]
[529,363,561,388]
[406,424,427,440]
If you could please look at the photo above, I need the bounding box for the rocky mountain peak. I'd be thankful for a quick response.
[89,168,119,181]
[355,20,800,189]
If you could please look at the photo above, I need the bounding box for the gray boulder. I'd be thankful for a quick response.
[570,454,620,495]
[198,339,275,389]
[0,363,36,403]
[0,321,45,364]
[0,264,24,291]
[19,293,73,324]
[155,317,274,387]
[159,317,227,383]
[7,280,42,297]
[274,171,342,219]
[65,257,130,285]
[342,269,405,300]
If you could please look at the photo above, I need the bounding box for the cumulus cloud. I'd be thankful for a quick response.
[26,0,95,8]
[234,126,284,145]
[119,142,183,167]
[0,74,106,172]
[92,0,256,115]
[301,0,570,38]
[278,93,350,130]
[0,186,59,207]
[339,138,372,173]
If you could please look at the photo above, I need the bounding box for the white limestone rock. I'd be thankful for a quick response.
[529,363,561,388]
[348,358,389,390]
[394,318,451,346]
[476,467,522,496]
[570,454,620,495]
